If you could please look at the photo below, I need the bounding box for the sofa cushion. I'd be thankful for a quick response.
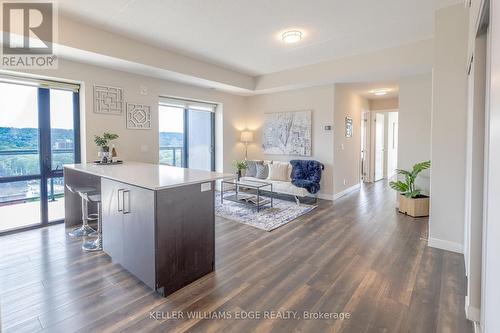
[245,160,263,177]
[267,161,291,181]
[255,164,269,179]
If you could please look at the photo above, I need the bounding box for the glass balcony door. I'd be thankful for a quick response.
[0,80,80,233]
[159,99,215,171]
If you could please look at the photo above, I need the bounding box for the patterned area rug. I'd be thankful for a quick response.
[215,192,317,231]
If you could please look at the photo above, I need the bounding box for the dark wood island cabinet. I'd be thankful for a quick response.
[64,162,231,296]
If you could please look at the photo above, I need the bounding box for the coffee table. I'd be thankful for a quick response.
[221,179,274,212]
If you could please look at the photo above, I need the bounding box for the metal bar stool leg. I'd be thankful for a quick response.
[69,193,96,237]
[83,195,102,252]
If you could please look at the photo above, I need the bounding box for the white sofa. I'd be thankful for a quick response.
[240,160,310,201]
[240,176,309,197]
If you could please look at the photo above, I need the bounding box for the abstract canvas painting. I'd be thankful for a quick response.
[93,85,124,115]
[262,110,312,156]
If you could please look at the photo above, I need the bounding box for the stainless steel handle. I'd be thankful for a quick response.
[123,190,131,214]
[117,189,124,212]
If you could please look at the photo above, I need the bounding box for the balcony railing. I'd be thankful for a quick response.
[159,146,183,167]
[0,148,72,206]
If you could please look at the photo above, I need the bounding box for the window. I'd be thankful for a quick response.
[0,75,80,233]
[159,97,215,171]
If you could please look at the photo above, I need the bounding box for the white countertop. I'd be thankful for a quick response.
[64,162,234,190]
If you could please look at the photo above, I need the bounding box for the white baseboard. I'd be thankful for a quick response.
[317,193,334,201]
[427,237,464,254]
[333,183,361,201]
[474,321,482,333]
[465,296,481,322]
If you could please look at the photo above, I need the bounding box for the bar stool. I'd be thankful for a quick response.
[66,185,98,237]
[82,194,102,252]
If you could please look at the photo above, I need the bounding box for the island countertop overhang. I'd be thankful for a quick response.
[64,162,233,191]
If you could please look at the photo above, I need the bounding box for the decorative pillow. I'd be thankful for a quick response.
[255,164,269,179]
[245,160,263,177]
[267,162,291,181]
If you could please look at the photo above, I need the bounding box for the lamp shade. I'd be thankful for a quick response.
[240,131,254,143]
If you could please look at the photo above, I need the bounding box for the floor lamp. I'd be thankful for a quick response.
[240,131,253,160]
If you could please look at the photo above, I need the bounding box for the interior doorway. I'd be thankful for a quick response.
[362,109,399,183]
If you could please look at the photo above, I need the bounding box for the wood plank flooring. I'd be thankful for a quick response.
[0,182,472,333]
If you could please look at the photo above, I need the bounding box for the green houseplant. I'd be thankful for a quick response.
[94,132,119,163]
[233,160,248,180]
[389,161,431,217]
[94,132,119,152]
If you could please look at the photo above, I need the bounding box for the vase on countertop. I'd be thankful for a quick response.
[100,146,110,163]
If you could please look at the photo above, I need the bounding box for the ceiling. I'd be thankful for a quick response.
[346,81,400,100]
[58,0,460,76]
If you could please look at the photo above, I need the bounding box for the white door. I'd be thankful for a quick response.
[374,113,385,181]
[360,112,369,181]
[386,112,399,179]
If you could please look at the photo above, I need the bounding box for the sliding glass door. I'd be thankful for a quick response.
[0,78,80,233]
[159,98,215,171]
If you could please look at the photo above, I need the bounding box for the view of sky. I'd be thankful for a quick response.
[0,82,74,129]
[159,105,183,133]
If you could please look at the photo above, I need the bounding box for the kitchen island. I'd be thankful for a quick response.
[64,162,232,296]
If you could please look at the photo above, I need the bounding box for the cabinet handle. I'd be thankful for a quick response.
[123,190,131,214]
[117,189,124,212]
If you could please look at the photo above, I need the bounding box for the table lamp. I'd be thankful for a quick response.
[240,131,253,160]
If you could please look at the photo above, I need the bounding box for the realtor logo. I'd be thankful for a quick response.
[1,0,58,68]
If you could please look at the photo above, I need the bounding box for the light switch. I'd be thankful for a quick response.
[140,85,148,95]
[341,144,345,150]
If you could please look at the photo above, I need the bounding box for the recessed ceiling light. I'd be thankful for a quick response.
[282,30,302,44]
[373,89,390,96]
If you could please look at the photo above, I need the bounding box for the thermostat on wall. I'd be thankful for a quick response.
[324,125,332,131]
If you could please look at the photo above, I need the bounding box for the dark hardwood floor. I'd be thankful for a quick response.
[0,182,472,333]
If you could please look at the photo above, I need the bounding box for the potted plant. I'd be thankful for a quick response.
[389,161,431,217]
[94,132,119,163]
[233,160,248,181]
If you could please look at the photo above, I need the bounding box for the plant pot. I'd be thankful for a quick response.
[100,146,110,163]
[398,194,429,217]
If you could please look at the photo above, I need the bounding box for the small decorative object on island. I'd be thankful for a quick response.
[389,161,431,218]
[233,160,248,180]
[94,132,119,163]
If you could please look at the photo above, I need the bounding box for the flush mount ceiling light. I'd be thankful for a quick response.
[282,30,302,44]
[373,89,390,96]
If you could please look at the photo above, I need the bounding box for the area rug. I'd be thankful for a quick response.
[215,192,317,231]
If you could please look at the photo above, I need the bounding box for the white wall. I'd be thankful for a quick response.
[429,4,470,253]
[482,0,500,331]
[10,58,248,174]
[333,85,368,195]
[370,98,399,111]
[398,74,433,193]
[464,32,486,323]
[246,86,335,198]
